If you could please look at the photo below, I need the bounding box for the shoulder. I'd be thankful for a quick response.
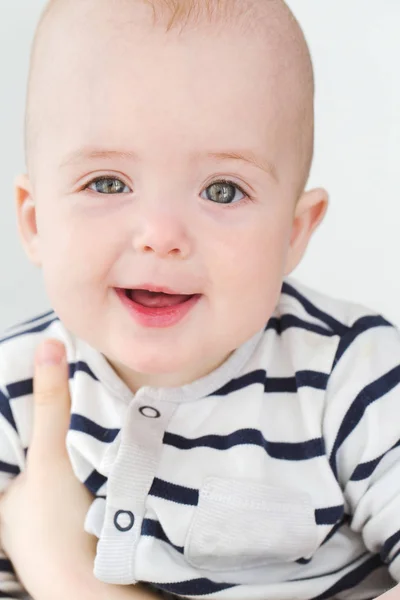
[266,278,397,388]
[292,283,400,476]
[279,277,392,336]
[0,309,77,394]
[273,281,400,480]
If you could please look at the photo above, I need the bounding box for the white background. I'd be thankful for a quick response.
[0,1,399,330]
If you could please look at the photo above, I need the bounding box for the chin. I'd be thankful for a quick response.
[117,349,189,376]
[130,361,179,375]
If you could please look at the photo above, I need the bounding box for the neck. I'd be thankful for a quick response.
[107,350,235,394]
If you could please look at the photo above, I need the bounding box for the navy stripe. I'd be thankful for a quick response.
[266,371,328,393]
[0,460,20,476]
[265,377,297,393]
[213,370,266,396]
[69,361,99,382]
[390,546,400,565]
[141,518,184,554]
[333,315,393,369]
[296,557,312,565]
[149,461,337,507]
[7,378,33,399]
[296,515,356,563]
[292,552,368,582]
[322,515,351,546]
[307,554,383,600]
[4,310,55,332]
[153,578,235,596]
[381,529,400,563]
[164,429,325,461]
[351,437,400,481]
[0,389,18,432]
[84,469,107,495]
[0,317,59,344]
[315,505,344,525]
[330,365,400,478]
[213,369,328,397]
[6,361,98,402]
[0,558,14,573]
[70,414,119,444]
[296,370,329,390]
[351,456,383,482]
[282,282,347,335]
[149,478,199,506]
[267,315,335,337]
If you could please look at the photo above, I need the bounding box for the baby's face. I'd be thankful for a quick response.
[16,4,326,390]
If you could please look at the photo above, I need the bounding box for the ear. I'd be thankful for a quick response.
[284,187,329,275]
[14,173,42,267]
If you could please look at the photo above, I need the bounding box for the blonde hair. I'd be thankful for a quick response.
[39,0,260,33]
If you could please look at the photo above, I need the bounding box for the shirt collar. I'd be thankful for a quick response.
[75,326,265,404]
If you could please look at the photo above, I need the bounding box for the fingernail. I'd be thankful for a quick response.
[36,340,65,365]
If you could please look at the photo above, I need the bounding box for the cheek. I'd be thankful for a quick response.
[207,214,293,320]
[37,207,122,294]
[210,216,292,288]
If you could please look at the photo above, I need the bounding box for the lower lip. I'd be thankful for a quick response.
[115,288,202,328]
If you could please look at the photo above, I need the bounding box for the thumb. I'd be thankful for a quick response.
[28,339,71,466]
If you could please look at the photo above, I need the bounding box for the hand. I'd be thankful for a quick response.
[376,584,400,599]
[0,339,158,600]
[0,339,97,598]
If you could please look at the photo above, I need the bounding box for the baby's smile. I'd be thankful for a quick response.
[115,287,202,328]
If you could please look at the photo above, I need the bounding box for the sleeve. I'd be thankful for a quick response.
[322,317,400,582]
[0,381,29,599]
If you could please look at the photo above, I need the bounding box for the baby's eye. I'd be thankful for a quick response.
[86,177,131,194]
[201,180,246,205]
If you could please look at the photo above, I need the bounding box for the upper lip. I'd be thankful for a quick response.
[119,284,197,296]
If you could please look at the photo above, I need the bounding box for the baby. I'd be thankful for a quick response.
[1,0,400,598]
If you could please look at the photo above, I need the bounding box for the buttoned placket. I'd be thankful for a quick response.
[94,391,177,584]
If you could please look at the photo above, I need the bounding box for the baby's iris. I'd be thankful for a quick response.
[87,177,246,205]
[202,181,245,204]
[89,177,129,194]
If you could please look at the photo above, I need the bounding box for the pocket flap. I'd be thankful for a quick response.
[185,477,318,571]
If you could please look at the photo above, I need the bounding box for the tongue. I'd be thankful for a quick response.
[131,290,192,308]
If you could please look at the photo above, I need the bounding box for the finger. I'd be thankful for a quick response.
[378,588,400,600]
[28,339,71,465]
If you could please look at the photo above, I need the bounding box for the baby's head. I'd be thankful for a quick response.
[15,0,328,391]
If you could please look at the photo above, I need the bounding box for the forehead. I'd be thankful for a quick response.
[36,25,287,164]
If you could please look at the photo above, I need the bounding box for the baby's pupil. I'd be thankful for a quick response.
[96,178,125,194]
[207,182,235,204]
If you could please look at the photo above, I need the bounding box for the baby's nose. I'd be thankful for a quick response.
[131,212,191,259]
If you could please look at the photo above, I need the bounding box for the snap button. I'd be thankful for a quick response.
[114,510,135,532]
[139,406,161,419]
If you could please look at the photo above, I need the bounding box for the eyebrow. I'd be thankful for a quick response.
[59,147,278,180]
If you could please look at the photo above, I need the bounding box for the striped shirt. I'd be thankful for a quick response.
[0,278,400,600]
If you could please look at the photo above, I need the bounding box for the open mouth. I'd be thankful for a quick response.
[115,287,201,327]
[123,288,195,308]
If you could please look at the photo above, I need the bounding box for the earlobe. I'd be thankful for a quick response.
[284,187,329,275]
[14,173,42,267]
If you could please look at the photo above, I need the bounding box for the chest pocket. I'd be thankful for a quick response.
[184,477,319,572]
